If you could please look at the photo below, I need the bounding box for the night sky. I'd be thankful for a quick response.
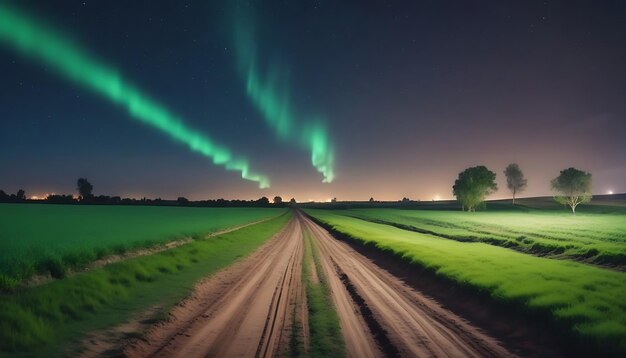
[1,0,625,201]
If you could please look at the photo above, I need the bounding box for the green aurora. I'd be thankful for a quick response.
[0,4,270,188]
[234,17,335,183]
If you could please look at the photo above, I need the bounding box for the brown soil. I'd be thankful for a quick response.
[123,217,304,358]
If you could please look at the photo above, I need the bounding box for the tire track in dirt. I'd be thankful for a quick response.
[124,217,304,358]
[299,212,516,358]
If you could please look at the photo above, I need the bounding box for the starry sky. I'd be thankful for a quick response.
[1,0,625,201]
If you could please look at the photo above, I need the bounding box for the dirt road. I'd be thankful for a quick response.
[300,212,513,358]
[125,218,305,358]
[123,212,514,357]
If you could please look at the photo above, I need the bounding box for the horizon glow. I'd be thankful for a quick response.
[0,4,270,188]
[233,17,335,183]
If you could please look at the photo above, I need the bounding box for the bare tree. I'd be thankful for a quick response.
[551,167,592,215]
[504,163,527,205]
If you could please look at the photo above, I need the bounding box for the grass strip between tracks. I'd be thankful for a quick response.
[0,212,292,356]
[301,228,345,357]
[305,209,626,356]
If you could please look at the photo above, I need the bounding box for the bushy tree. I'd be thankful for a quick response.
[15,189,26,201]
[289,197,296,204]
[551,167,592,215]
[452,166,498,211]
[504,163,527,204]
[273,196,283,204]
[77,178,93,201]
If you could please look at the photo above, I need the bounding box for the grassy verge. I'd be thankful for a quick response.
[305,209,626,356]
[302,228,345,357]
[0,204,285,288]
[337,208,626,267]
[0,212,291,356]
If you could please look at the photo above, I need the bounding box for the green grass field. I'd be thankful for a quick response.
[0,204,285,287]
[305,209,626,355]
[337,208,626,267]
[0,212,291,356]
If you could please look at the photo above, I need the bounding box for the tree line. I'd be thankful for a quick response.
[453,164,592,214]
[2,170,594,214]
[0,178,291,208]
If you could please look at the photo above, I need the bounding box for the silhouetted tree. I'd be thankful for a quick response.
[77,178,93,201]
[0,190,7,202]
[452,166,498,212]
[257,196,270,206]
[15,189,26,201]
[289,198,296,204]
[177,197,189,204]
[401,197,410,203]
[369,197,375,202]
[331,197,337,203]
[504,163,527,205]
[273,196,283,204]
[551,168,592,215]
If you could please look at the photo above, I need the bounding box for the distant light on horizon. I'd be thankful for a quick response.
[433,194,441,201]
[608,190,614,195]
[30,193,55,200]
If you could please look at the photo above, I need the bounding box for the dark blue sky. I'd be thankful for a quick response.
[1,0,625,201]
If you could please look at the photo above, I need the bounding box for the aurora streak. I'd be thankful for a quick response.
[234,18,335,183]
[0,4,270,188]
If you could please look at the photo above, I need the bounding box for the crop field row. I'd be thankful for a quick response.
[305,209,626,355]
[0,204,285,289]
[337,208,626,267]
[0,212,291,355]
